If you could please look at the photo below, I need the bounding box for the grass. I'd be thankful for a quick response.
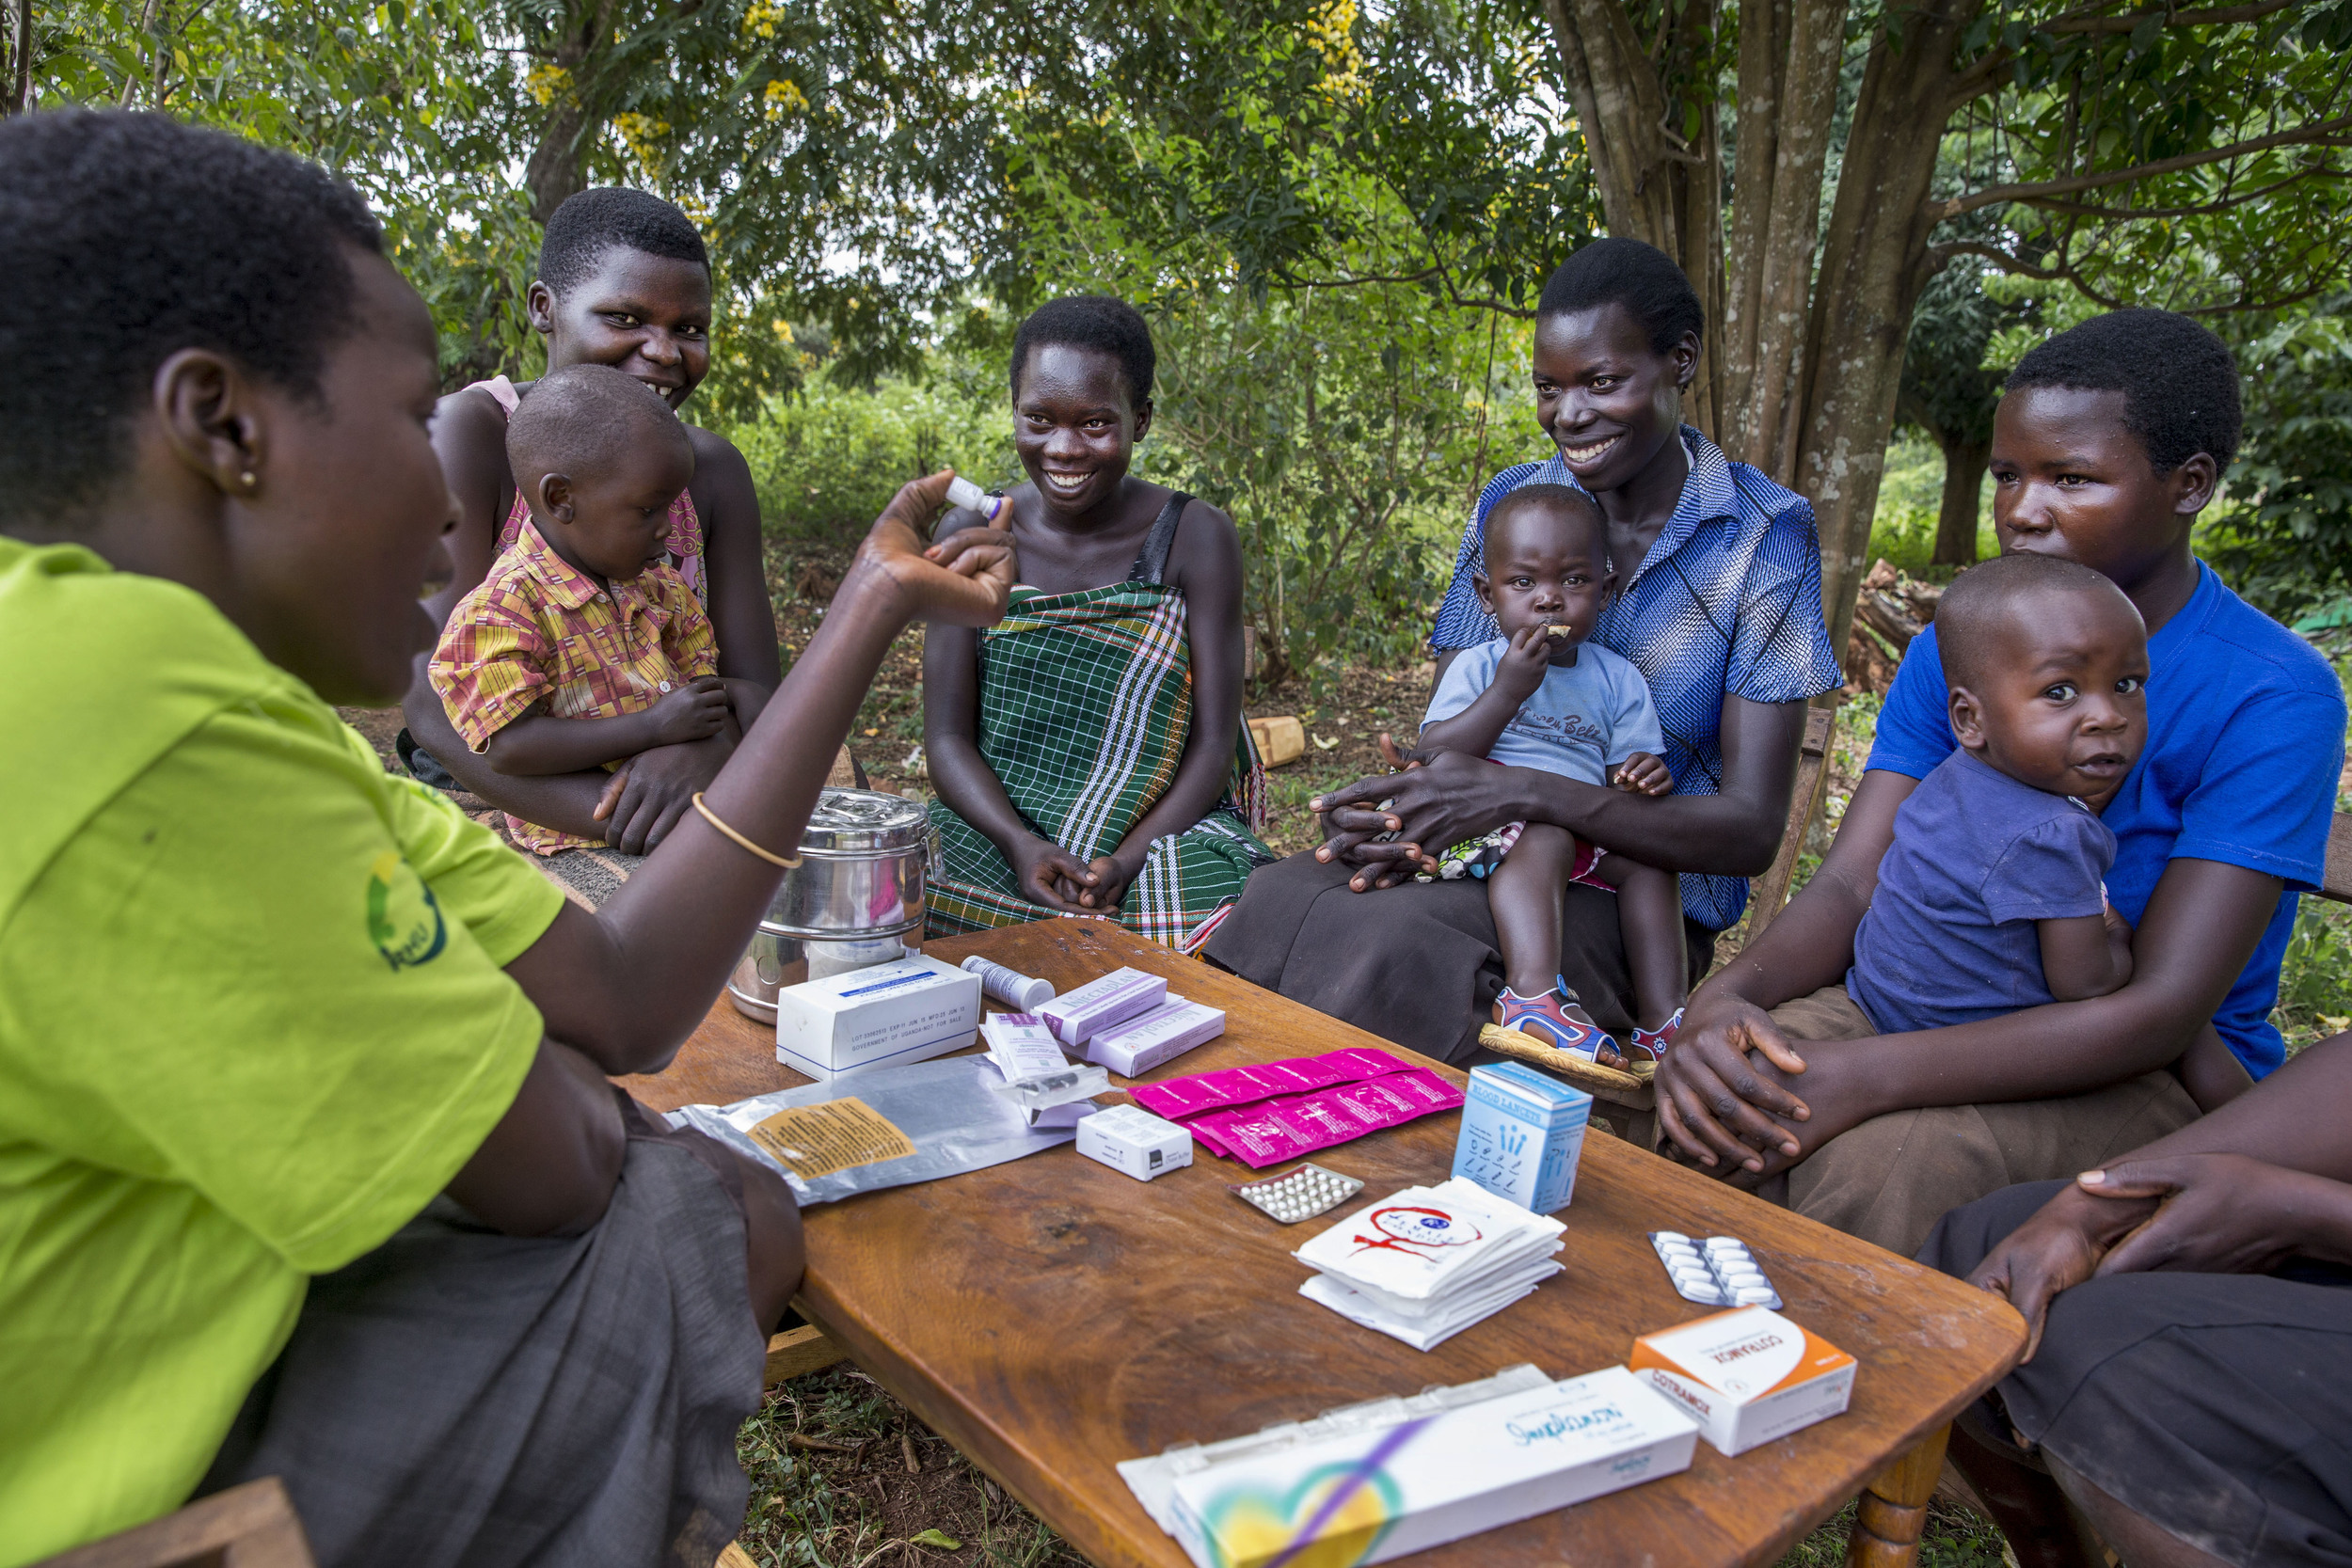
[734,1367,1084,1568]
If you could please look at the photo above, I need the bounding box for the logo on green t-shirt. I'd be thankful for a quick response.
[367,851,447,971]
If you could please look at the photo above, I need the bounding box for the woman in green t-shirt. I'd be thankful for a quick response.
[0,113,1011,1568]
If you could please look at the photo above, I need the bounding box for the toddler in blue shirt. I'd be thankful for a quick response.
[1421,484,1683,1065]
[1848,551,2243,1105]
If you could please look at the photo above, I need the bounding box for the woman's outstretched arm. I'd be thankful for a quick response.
[502,474,1015,1074]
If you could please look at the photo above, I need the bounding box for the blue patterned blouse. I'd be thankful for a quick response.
[1429,426,1843,928]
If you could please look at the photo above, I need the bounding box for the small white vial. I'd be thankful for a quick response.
[944,475,1005,521]
[961,954,1055,1010]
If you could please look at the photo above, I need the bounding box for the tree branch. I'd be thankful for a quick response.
[1935,239,2342,314]
[1943,0,2308,110]
[2050,0,2302,33]
[1999,158,2340,219]
[1930,240,2071,279]
[1934,113,2352,218]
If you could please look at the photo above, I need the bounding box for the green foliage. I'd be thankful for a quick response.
[2197,300,2352,625]
[729,361,1014,539]
[1945,0,2352,313]
[1866,434,1992,575]
[2276,897,2352,1053]
[1899,254,2011,451]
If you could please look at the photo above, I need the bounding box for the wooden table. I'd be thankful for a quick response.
[622,920,2026,1568]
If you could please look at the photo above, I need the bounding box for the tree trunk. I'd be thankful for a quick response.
[522,1,620,225]
[1542,0,1984,638]
[1791,0,1983,641]
[1538,0,1725,439]
[1931,433,1990,565]
[526,96,593,225]
[7,0,32,115]
[1718,0,1847,483]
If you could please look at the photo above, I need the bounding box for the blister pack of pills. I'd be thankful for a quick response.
[1649,1231,1782,1309]
[1232,1164,1365,1225]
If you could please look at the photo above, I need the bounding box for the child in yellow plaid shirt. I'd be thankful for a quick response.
[430,364,755,853]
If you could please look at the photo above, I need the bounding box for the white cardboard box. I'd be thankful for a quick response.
[1074,1102,1192,1180]
[1086,995,1226,1076]
[773,955,980,1081]
[1629,1306,1856,1456]
[1162,1366,1695,1568]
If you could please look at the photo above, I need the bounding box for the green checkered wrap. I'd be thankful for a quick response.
[928,579,1272,948]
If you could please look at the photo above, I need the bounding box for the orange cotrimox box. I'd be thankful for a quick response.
[1629,1306,1856,1456]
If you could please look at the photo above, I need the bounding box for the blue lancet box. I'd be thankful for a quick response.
[1452,1061,1594,1213]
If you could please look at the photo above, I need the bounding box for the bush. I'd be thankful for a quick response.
[727,364,1014,541]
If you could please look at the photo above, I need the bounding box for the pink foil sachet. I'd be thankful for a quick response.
[1128,1046,1408,1121]
[1185,1069,1466,1169]
[1128,1047,1464,1169]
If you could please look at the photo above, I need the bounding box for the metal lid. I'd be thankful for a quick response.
[799,786,930,854]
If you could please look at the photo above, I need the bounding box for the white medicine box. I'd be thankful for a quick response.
[773,955,980,1081]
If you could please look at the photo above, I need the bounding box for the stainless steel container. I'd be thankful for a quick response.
[726,787,931,1022]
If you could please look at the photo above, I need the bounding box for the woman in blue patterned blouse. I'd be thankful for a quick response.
[1204,238,1842,1069]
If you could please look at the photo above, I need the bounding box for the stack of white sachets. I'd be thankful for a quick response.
[1293,1178,1566,1350]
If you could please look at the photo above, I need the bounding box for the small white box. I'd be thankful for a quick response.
[1162,1366,1696,1568]
[1086,996,1226,1076]
[1629,1306,1856,1456]
[773,955,980,1081]
[1075,1102,1193,1181]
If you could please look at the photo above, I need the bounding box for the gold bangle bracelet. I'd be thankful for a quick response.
[691,792,802,869]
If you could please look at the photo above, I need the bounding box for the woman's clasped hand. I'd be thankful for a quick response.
[1970,1151,2351,1358]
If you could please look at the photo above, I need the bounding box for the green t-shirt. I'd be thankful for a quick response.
[0,538,565,1563]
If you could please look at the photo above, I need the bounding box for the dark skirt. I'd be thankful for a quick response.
[1201,847,1716,1064]
[1920,1181,2352,1568]
[199,1115,766,1568]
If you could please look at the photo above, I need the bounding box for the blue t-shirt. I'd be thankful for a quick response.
[1848,751,2116,1034]
[1866,561,2345,1076]
[1423,639,1665,787]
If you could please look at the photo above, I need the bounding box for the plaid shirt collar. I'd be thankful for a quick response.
[510,515,608,613]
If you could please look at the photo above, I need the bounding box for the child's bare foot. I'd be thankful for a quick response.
[1495,977,1625,1065]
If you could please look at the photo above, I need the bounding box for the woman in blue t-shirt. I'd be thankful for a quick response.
[1661,309,2346,1259]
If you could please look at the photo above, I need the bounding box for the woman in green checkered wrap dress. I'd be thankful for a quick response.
[922,299,1273,949]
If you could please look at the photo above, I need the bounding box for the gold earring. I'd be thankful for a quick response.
[239,470,258,490]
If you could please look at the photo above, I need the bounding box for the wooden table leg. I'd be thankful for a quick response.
[1844,1422,1953,1568]
[762,1322,846,1386]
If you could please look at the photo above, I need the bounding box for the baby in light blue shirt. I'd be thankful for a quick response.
[1421,484,1681,1064]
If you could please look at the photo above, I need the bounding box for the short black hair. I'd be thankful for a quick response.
[536,187,709,298]
[0,110,382,529]
[1936,552,2142,691]
[2006,309,2242,477]
[1537,237,1706,354]
[507,364,691,490]
[1009,294,1156,405]
[1483,483,1607,572]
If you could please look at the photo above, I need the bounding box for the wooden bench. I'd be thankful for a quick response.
[29,1479,313,1568]
[2322,811,2352,905]
[1747,702,1837,938]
